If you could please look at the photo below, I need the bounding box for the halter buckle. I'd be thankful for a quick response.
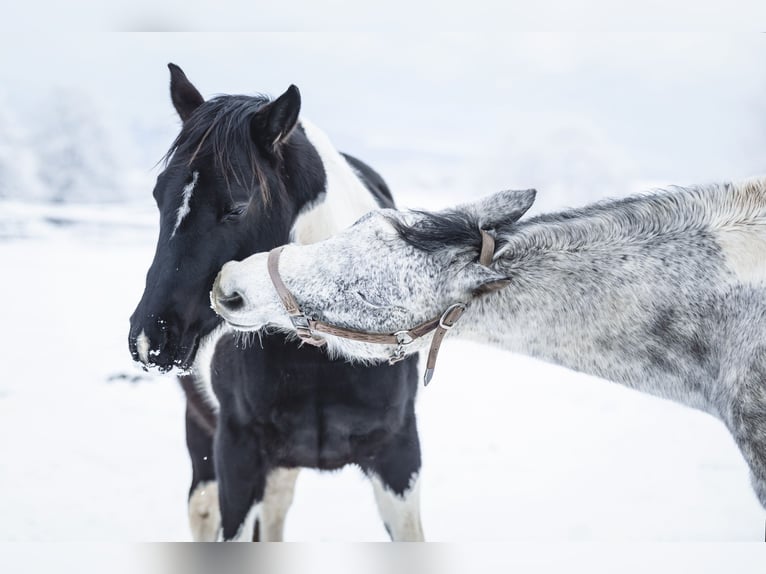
[439,303,466,330]
[290,315,311,330]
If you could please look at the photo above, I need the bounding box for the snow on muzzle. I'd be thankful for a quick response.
[128,316,199,372]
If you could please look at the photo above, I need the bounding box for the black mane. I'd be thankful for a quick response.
[388,209,483,254]
[164,94,275,200]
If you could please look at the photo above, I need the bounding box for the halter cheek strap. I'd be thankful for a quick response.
[266,228,497,385]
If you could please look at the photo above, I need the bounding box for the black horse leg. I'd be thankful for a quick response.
[215,417,268,541]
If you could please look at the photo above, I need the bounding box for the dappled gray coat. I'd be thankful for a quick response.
[213,177,766,510]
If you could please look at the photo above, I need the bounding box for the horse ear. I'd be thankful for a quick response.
[251,85,301,149]
[465,189,537,230]
[168,63,204,122]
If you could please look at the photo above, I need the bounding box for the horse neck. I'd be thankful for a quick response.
[290,119,380,245]
[449,196,739,410]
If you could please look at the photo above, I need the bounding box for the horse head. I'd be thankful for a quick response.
[129,64,324,371]
[211,189,536,364]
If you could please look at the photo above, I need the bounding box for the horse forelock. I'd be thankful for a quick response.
[163,94,279,205]
[387,210,483,255]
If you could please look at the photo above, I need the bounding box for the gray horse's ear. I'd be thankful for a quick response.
[168,63,204,122]
[466,189,536,229]
[251,85,301,149]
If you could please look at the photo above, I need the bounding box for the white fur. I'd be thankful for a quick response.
[191,324,227,412]
[136,329,151,365]
[188,480,221,542]
[259,467,300,541]
[715,177,766,285]
[715,227,766,285]
[290,119,380,244]
[171,171,199,239]
[226,501,261,542]
[370,473,424,541]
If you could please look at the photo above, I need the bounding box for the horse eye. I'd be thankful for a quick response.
[221,204,248,223]
[355,291,389,309]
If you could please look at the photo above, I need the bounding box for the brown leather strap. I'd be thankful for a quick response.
[308,315,441,345]
[309,320,399,344]
[268,246,301,315]
[265,226,499,383]
[423,303,466,385]
[268,246,446,348]
[268,246,326,347]
[479,229,495,267]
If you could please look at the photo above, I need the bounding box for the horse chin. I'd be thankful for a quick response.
[135,333,200,375]
[222,318,262,333]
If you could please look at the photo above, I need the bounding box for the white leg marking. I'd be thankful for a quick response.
[290,119,380,245]
[188,481,221,542]
[370,473,424,541]
[136,329,151,365]
[259,467,300,541]
[171,171,199,238]
[226,501,261,542]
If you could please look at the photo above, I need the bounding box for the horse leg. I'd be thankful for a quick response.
[363,409,424,541]
[258,467,300,541]
[184,405,220,541]
[214,418,268,541]
[728,399,766,510]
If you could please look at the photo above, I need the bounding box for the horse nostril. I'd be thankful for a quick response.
[217,291,245,312]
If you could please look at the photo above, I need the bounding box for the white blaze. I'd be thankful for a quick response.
[171,171,199,238]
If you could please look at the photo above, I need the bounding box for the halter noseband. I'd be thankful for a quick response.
[267,229,496,385]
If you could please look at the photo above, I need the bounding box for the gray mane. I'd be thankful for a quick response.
[391,178,766,261]
[499,178,766,258]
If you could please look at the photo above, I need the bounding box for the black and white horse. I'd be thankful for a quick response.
[128,64,422,541]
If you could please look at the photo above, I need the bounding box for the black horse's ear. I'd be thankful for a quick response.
[251,85,301,150]
[168,63,204,122]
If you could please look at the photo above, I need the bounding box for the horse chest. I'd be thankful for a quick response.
[211,333,418,469]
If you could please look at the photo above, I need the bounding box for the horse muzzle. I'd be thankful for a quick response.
[128,318,200,373]
[210,260,260,330]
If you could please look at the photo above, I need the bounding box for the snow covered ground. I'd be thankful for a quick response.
[1,195,763,543]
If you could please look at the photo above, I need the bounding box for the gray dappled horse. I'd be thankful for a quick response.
[213,178,766,524]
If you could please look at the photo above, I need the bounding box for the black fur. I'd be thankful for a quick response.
[129,66,420,540]
[389,209,484,253]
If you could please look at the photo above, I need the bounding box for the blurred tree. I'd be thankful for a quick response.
[33,89,124,203]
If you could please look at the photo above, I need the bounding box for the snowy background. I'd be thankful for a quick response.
[2,26,766,544]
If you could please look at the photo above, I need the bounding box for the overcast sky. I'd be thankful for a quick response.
[1,16,764,210]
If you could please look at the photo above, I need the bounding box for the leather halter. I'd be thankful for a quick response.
[267,229,496,385]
